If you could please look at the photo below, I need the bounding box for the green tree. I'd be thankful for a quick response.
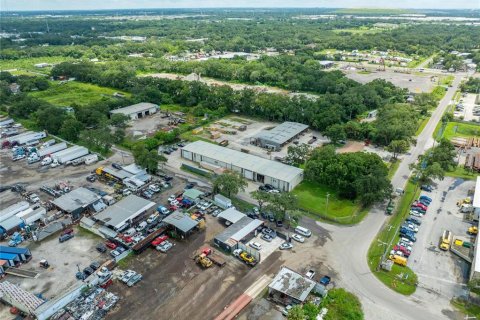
[110,113,130,128]
[410,161,445,184]
[132,143,167,174]
[213,171,247,198]
[36,106,66,135]
[325,124,346,145]
[386,140,409,160]
[286,144,312,166]
[303,302,320,320]
[250,190,271,213]
[320,288,364,320]
[79,127,113,154]
[287,305,305,320]
[267,192,298,221]
[60,118,84,142]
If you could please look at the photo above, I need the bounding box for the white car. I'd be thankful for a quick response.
[147,213,159,224]
[410,210,423,217]
[249,242,262,250]
[201,202,212,210]
[403,223,418,233]
[400,237,414,246]
[156,240,173,253]
[167,195,176,202]
[282,305,293,316]
[292,234,305,243]
[121,270,136,283]
[398,242,413,252]
[279,242,293,250]
[149,184,161,193]
[212,209,221,217]
[169,199,179,206]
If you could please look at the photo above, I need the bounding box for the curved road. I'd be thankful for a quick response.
[319,75,464,320]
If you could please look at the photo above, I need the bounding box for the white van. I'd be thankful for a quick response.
[294,226,312,237]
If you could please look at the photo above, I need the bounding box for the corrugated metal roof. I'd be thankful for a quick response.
[0,246,30,256]
[0,215,24,231]
[0,201,29,222]
[52,188,100,213]
[182,141,303,183]
[268,266,316,302]
[93,195,155,229]
[163,211,199,233]
[110,102,158,116]
[183,188,204,200]
[0,281,45,314]
[102,167,133,180]
[254,122,308,145]
[215,216,263,243]
[217,207,246,224]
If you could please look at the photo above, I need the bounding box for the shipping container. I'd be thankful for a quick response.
[55,146,89,164]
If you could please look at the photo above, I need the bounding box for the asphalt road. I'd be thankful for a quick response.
[317,74,465,320]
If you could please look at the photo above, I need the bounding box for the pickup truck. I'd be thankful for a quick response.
[305,269,316,279]
[320,275,331,286]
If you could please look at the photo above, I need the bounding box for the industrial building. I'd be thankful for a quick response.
[93,195,155,231]
[214,215,264,252]
[181,141,304,191]
[250,122,309,151]
[51,187,101,220]
[470,177,480,280]
[268,266,317,305]
[110,102,159,120]
[217,207,246,225]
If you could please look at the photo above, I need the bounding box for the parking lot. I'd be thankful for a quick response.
[408,177,473,300]
[454,93,479,121]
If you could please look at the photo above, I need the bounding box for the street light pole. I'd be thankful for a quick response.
[326,193,330,216]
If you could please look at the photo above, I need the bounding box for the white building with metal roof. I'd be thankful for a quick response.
[51,187,101,220]
[181,141,303,191]
[110,102,159,120]
[93,195,155,230]
[251,122,309,151]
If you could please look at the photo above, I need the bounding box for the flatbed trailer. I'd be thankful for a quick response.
[5,267,39,278]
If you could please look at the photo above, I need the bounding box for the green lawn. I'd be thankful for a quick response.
[451,298,480,319]
[0,56,75,73]
[387,160,401,180]
[445,166,479,180]
[30,81,130,106]
[442,121,480,140]
[320,288,364,320]
[431,86,448,101]
[440,75,455,86]
[415,117,430,136]
[292,181,364,224]
[367,179,420,295]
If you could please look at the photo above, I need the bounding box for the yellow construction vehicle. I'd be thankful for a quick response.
[195,253,213,268]
[468,226,478,235]
[240,252,255,264]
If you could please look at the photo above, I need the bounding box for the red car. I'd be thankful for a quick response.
[151,235,169,246]
[393,245,411,257]
[61,228,74,236]
[169,205,178,211]
[105,241,117,249]
[412,201,427,210]
[176,197,183,202]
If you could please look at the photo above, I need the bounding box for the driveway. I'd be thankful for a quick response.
[315,74,467,320]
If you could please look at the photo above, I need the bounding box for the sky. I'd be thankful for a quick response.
[1,0,479,11]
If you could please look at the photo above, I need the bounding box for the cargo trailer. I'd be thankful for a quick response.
[38,142,67,157]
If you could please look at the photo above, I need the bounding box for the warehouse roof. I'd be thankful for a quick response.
[217,207,246,224]
[0,201,29,221]
[102,167,133,180]
[215,216,263,243]
[0,281,45,314]
[110,102,158,115]
[254,122,308,146]
[183,141,303,182]
[93,195,155,230]
[473,177,480,209]
[52,187,100,213]
[0,246,31,255]
[268,266,316,302]
[0,215,24,231]
[163,211,199,233]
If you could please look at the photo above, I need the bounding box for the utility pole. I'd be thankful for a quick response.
[325,193,330,216]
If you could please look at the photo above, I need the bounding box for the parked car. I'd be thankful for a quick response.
[279,242,293,250]
[127,274,143,287]
[136,221,148,232]
[59,233,74,243]
[249,242,262,250]
[149,184,161,193]
[185,183,195,189]
[83,267,95,276]
[410,210,423,217]
[105,241,117,249]
[152,235,169,246]
[292,234,305,243]
[112,163,123,170]
[90,261,100,270]
[96,243,107,253]
[421,185,433,192]
[262,227,274,235]
[276,220,284,228]
[320,275,331,286]
[147,213,160,224]
[76,271,86,280]
[121,270,136,283]
[212,209,221,217]
[261,234,273,242]
[86,175,97,182]
[141,190,153,199]
[282,305,293,316]
[156,240,173,253]
[305,269,316,279]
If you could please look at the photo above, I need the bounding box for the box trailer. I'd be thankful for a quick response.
[12,131,47,145]
[56,146,89,164]
[38,142,67,157]
[214,194,232,209]
[0,201,30,223]
[84,154,99,165]
[4,131,34,143]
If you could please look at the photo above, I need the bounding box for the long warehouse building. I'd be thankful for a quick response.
[181,141,303,191]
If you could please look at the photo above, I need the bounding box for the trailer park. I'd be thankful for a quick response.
[0,115,335,320]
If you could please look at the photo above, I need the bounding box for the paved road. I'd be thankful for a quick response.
[317,75,465,320]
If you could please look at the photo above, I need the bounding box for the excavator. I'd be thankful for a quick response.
[195,252,213,268]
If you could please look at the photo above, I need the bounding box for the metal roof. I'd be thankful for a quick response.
[0,215,24,231]
[268,266,316,302]
[110,102,158,116]
[93,195,155,229]
[182,141,303,183]
[0,246,31,256]
[217,207,246,224]
[0,281,45,314]
[254,122,308,146]
[0,201,29,221]
[183,188,204,200]
[215,216,263,243]
[52,188,100,213]
[102,167,133,180]
[163,211,199,233]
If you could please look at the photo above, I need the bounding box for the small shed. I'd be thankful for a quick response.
[217,207,246,225]
[268,266,316,306]
[183,188,204,203]
[163,211,199,237]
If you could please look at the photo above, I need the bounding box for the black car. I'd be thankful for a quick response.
[171,146,178,151]
[164,176,173,182]
[76,272,86,280]
[421,185,433,192]
[96,244,107,253]
[268,214,275,222]
[163,149,171,155]
[86,175,97,183]
[259,185,268,192]
[264,184,275,191]
[276,220,284,228]
[185,183,195,189]
[90,261,100,270]
[112,163,123,170]
[83,267,94,276]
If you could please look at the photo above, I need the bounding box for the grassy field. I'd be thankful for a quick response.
[367,179,420,295]
[431,86,448,101]
[415,117,430,136]
[445,166,479,180]
[451,298,480,319]
[292,181,364,224]
[30,81,130,106]
[0,56,75,73]
[442,121,480,140]
[387,160,401,180]
[440,75,455,86]
[320,288,364,319]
